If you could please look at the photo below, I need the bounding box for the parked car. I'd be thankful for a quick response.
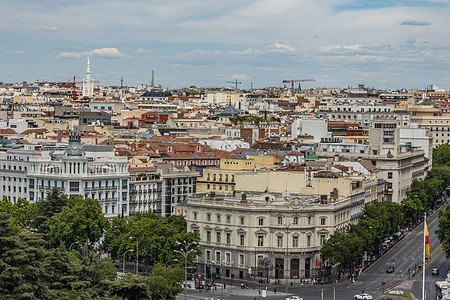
[285,297,303,300]
[354,294,373,300]
[432,268,439,275]
[386,266,395,273]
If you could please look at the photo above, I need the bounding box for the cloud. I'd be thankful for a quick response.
[57,48,128,58]
[10,50,24,54]
[134,48,152,55]
[268,42,295,52]
[230,74,250,81]
[400,20,431,26]
[38,25,59,32]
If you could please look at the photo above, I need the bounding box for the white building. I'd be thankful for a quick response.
[186,193,352,282]
[82,57,94,97]
[199,139,250,152]
[291,118,331,143]
[0,132,130,217]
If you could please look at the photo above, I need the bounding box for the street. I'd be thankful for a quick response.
[180,205,449,299]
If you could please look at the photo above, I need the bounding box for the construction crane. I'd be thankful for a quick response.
[226,79,242,90]
[282,79,316,95]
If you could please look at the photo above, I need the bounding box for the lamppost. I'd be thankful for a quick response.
[174,240,197,300]
[165,258,178,268]
[129,236,139,275]
[123,249,133,274]
[221,260,233,300]
[282,221,294,294]
[69,241,79,252]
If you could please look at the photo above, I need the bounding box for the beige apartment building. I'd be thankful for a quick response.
[187,192,351,282]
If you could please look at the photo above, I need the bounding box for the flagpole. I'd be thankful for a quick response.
[422,212,426,300]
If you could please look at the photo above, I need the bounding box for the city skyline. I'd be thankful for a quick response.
[2,0,450,89]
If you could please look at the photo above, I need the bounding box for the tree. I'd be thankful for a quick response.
[0,212,48,299]
[43,246,79,298]
[320,231,365,268]
[48,196,107,250]
[147,264,183,300]
[433,143,450,167]
[437,205,450,258]
[109,274,151,300]
[34,188,68,235]
[104,212,200,266]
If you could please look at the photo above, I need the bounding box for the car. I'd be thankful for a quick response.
[386,266,395,273]
[354,294,373,300]
[432,268,439,275]
[285,297,303,300]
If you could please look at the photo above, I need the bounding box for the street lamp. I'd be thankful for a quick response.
[174,240,197,300]
[282,221,294,294]
[130,237,139,275]
[69,241,79,252]
[165,258,178,268]
[123,249,133,274]
[221,260,233,300]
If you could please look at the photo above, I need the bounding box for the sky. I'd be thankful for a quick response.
[1,0,450,90]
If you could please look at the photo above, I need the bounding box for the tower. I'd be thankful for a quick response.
[151,70,154,87]
[82,57,94,97]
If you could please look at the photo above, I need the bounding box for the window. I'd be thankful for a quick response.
[320,218,326,225]
[277,236,283,248]
[293,217,298,225]
[388,172,393,179]
[226,252,231,264]
[258,218,264,226]
[206,250,211,261]
[240,217,245,225]
[292,236,299,248]
[277,216,283,225]
[240,234,245,246]
[216,232,221,243]
[193,212,198,220]
[206,173,210,181]
[219,174,222,182]
[225,174,229,182]
[239,254,245,266]
[226,233,231,244]
[207,214,211,221]
[206,231,211,242]
[307,235,311,247]
[216,252,221,262]
[387,182,393,189]
[307,216,311,225]
[207,184,210,189]
[217,214,221,223]
[320,234,326,246]
[257,235,264,247]
[213,174,216,181]
[226,215,231,223]
[231,175,235,182]
[111,205,115,214]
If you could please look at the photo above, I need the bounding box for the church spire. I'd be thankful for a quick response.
[82,57,94,97]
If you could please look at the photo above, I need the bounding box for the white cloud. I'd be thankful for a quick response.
[134,48,152,55]
[38,25,59,32]
[270,42,295,52]
[57,48,128,58]
[10,50,24,54]
[230,74,250,80]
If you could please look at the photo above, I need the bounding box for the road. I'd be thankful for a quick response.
[180,205,449,300]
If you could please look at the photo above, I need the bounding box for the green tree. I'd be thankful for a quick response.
[320,231,365,268]
[0,212,48,299]
[48,196,107,250]
[104,212,200,266]
[34,188,68,235]
[436,205,450,258]
[147,264,183,300]
[109,274,151,300]
[433,143,450,167]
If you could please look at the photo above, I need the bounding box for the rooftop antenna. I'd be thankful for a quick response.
[151,70,155,87]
